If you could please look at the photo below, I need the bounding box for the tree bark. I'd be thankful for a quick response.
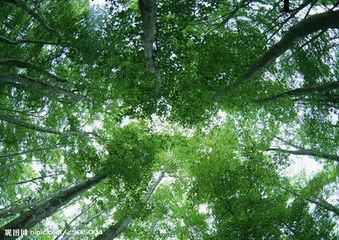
[94,169,166,240]
[0,174,108,239]
[213,10,339,100]
[139,0,161,110]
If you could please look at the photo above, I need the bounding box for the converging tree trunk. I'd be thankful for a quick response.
[0,114,93,137]
[0,174,108,239]
[94,170,166,240]
[213,10,339,99]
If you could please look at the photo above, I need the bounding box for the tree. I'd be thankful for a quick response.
[0,0,338,239]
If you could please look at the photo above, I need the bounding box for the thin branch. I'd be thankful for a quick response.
[0,35,70,47]
[3,0,62,42]
[0,145,59,160]
[1,174,57,187]
[0,58,75,87]
[0,73,90,102]
[267,148,339,162]
[0,113,94,138]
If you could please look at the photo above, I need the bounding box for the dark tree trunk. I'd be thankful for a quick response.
[0,174,108,239]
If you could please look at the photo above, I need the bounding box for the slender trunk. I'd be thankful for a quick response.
[255,81,338,103]
[63,210,105,240]
[283,187,339,216]
[2,0,62,42]
[267,148,338,162]
[0,73,89,102]
[213,10,339,99]
[54,204,92,240]
[0,58,74,87]
[0,114,92,137]
[94,170,166,240]
[0,35,76,48]
[1,174,57,187]
[0,145,59,159]
[0,174,108,239]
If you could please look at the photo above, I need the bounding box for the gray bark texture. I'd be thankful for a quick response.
[139,0,161,110]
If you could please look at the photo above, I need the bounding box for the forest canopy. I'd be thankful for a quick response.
[0,0,338,239]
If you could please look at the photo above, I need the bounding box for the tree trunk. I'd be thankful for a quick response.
[255,81,339,103]
[139,0,161,110]
[0,145,59,159]
[0,73,89,101]
[1,174,57,187]
[305,196,339,216]
[0,174,108,239]
[267,148,339,162]
[0,114,92,137]
[94,169,166,240]
[213,10,339,99]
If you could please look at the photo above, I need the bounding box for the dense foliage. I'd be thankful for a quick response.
[0,0,338,239]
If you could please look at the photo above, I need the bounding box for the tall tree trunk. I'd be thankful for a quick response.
[0,174,108,239]
[213,10,339,100]
[139,0,161,110]
[94,169,166,240]
[305,196,339,216]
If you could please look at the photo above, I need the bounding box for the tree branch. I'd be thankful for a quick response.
[0,58,75,87]
[0,73,90,102]
[213,10,339,100]
[2,0,62,43]
[255,81,339,103]
[0,114,93,138]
